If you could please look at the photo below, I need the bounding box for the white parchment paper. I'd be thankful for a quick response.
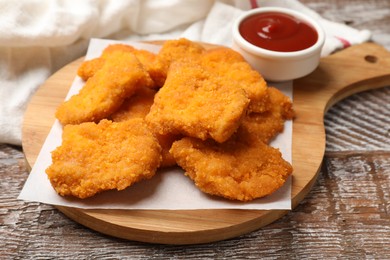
[18,38,293,210]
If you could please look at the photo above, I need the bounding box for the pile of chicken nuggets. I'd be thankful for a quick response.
[46,38,294,201]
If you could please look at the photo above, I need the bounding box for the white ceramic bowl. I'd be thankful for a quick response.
[232,7,325,82]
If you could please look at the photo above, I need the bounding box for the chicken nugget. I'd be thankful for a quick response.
[111,87,178,167]
[201,47,269,113]
[46,119,162,199]
[77,44,136,81]
[170,135,292,201]
[77,44,158,87]
[103,45,158,88]
[240,87,294,144]
[201,47,246,64]
[146,60,250,143]
[56,51,154,125]
[151,38,206,86]
[101,44,136,55]
[77,57,106,81]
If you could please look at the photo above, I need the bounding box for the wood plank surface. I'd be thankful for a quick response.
[1,0,390,258]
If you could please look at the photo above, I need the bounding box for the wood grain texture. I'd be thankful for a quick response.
[2,0,390,258]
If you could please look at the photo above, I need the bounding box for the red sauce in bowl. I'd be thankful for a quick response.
[239,12,318,52]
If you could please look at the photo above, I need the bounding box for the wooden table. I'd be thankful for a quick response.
[1,0,389,258]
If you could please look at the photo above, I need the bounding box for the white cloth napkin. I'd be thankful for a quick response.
[0,0,371,145]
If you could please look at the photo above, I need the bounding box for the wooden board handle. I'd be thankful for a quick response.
[294,42,390,112]
[291,43,390,207]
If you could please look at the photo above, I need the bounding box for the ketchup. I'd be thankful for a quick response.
[239,12,318,52]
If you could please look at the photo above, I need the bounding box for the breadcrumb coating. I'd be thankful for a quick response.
[46,119,162,199]
[170,136,292,201]
[77,57,106,81]
[151,38,206,86]
[146,60,250,143]
[77,44,136,81]
[56,51,153,125]
[201,47,269,113]
[77,44,158,87]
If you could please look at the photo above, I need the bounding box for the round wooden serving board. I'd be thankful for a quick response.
[22,42,390,245]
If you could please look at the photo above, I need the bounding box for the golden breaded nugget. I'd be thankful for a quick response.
[240,87,294,144]
[103,45,158,87]
[77,44,158,87]
[46,119,162,199]
[101,44,136,56]
[201,47,246,64]
[56,51,153,125]
[146,60,250,143]
[151,38,206,86]
[201,47,269,113]
[77,44,136,81]
[111,87,178,167]
[77,57,105,81]
[170,136,292,201]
